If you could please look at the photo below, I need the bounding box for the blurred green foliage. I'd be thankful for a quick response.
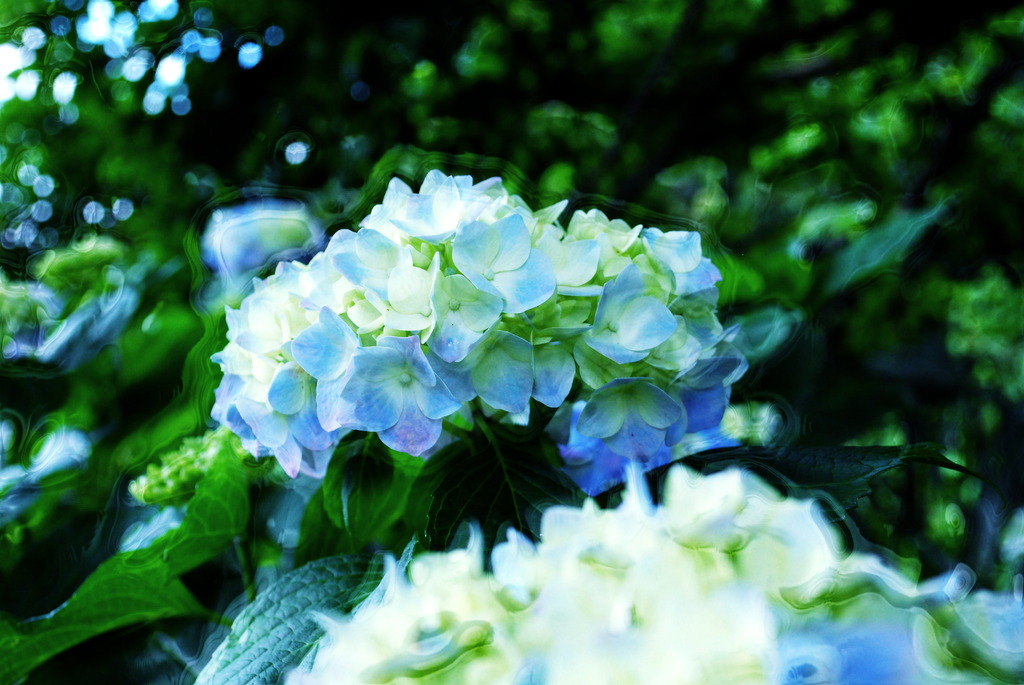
[1,0,1023,681]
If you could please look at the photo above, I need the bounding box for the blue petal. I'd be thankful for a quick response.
[425,350,476,402]
[603,413,668,460]
[582,334,648,365]
[431,314,485,363]
[329,229,394,298]
[577,393,626,439]
[452,221,501,276]
[687,351,747,388]
[491,250,557,313]
[378,397,442,456]
[236,397,288,448]
[674,257,722,294]
[489,214,531,272]
[561,441,629,496]
[291,307,358,380]
[679,384,728,433]
[643,228,702,274]
[532,344,575,408]
[212,373,244,421]
[617,296,676,351]
[471,331,534,413]
[411,378,462,420]
[340,374,403,432]
[289,403,338,451]
[272,434,303,478]
[316,374,354,432]
[267,362,311,415]
[633,381,683,428]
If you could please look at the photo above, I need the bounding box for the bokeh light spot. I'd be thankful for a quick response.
[82,200,105,224]
[142,87,165,115]
[238,42,262,69]
[123,50,153,81]
[17,164,38,185]
[31,200,53,222]
[32,174,55,197]
[52,71,78,104]
[193,7,213,27]
[350,80,370,102]
[20,27,46,51]
[264,26,284,46]
[50,16,72,36]
[198,36,221,62]
[171,94,191,115]
[155,53,185,87]
[112,198,134,220]
[284,140,309,165]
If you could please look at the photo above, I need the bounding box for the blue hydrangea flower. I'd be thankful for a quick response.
[428,330,536,413]
[451,214,557,313]
[289,306,360,432]
[223,362,340,478]
[326,227,409,300]
[640,226,703,292]
[576,378,683,460]
[334,335,461,455]
[582,263,676,364]
[554,402,674,495]
[207,169,748,489]
[429,273,503,363]
[201,198,323,290]
[778,622,926,684]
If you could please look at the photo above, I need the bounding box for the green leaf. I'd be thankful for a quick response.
[294,488,346,568]
[133,431,251,574]
[195,554,386,685]
[0,558,207,683]
[412,432,584,551]
[321,434,422,551]
[0,432,251,683]
[819,203,948,298]
[678,443,996,511]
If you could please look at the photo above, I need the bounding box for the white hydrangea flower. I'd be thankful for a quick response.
[360,171,506,244]
[211,259,349,477]
[288,466,985,684]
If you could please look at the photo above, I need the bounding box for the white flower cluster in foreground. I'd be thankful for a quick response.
[211,171,744,481]
[287,466,994,685]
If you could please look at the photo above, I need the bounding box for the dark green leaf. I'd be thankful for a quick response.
[294,488,346,568]
[819,203,948,298]
[0,558,207,684]
[312,434,422,555]
[322,434,421,547]
[677,443,996,511]
[413,436,584,551]
[195,554,386,685]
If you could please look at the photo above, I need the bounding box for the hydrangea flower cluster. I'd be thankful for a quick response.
[211,171,745,481]
[1,261,141,371]
[286,465,991,684]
